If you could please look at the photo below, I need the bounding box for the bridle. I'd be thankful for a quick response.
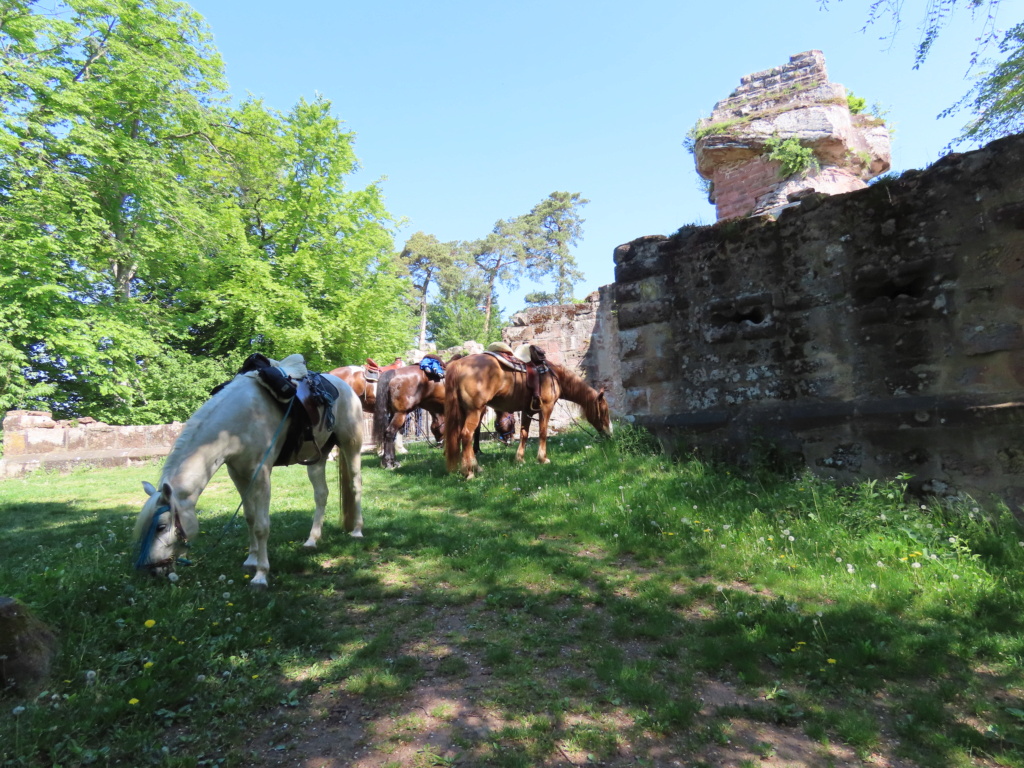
[134,503,189,571]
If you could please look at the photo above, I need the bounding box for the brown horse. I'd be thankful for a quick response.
[372,357,451,469]
[328,358,403,414]
[443,351,612,478]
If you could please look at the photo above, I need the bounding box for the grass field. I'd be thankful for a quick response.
[2,426,1024,767]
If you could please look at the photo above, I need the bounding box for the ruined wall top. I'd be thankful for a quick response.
[709,50,834,122]
[692,50,892,221]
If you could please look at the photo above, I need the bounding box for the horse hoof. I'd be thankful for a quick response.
[302,540,318,550]
[248,580,269,591]
[348,530,364,538]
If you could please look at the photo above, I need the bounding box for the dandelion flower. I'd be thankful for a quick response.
[827,658,837,664]
[167,573,179,583]
[788,535,795,542]
[912,562,921,569]
[144,619,156,628]
[129,698,140,705]
[143,661,154,669]
[835,557,842,563]
[12,706,26,716]
[869,583,877,589]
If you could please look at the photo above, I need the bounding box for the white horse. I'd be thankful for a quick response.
[133,369,364,588]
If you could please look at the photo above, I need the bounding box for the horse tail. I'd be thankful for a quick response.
[371,369,397,448]
[443,361,466,471]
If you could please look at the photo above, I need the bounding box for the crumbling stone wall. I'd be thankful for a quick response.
[0,410,183,478]
[694,50,891,220]
[610,133,1024,513]
[501,291,619,432]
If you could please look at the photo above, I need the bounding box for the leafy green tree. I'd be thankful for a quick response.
[0,0,413,421]
[209,96,414,369]
[468,191,587,337]
[821,0,1021,144]
[398,232,465,350]
[0,0,233,419]
[426,291,504,350]
[945,22,1024,144]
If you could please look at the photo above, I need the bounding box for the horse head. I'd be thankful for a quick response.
[133,481,199,577]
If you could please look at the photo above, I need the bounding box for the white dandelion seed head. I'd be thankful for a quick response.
[911,562,921,569]
[835,557,843,563]
[788,535,795,541]
[218,574,226,581]
[167,572,179,583]
[869,583,877,589]
[953,574,960,579]
[85,670,96,682]
[846,564,855,573]
[222,592,230,599]
[12,706,26,716]
[782,529,790,536]
[722,524,730,530]
[196,674,206,682]
[75,542,83,549]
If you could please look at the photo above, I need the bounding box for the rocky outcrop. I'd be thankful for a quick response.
[693,50,891,220]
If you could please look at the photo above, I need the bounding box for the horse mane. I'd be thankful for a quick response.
[160,376,243,479]
[547,362,603,423]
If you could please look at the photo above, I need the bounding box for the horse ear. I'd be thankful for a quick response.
[142,481,157,497]
[598,387,606,400]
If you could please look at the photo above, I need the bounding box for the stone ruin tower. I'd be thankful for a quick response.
[693,50,892,220]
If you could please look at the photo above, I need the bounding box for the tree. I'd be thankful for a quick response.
[0,0,234,420]
[397,232,464,350]
[820,0,1021,145]
[468,191,587,337]
[426,290,505,350]
[0,0,413,422]
[209,95,414,369]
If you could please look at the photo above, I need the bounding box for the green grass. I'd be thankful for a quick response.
[2,425,1024,766]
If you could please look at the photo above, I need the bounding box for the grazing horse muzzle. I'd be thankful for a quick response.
[134,504,187,576]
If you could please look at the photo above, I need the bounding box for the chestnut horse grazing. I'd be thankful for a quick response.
[443,352,612,478]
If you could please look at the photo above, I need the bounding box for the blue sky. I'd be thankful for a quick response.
[187,0,1021,315]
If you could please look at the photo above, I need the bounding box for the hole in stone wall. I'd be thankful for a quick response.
[711,306,767,326]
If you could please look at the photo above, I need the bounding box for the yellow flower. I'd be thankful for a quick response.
[129,698,140,705]
[144,619,156,628]
[827,658,837,664]
[252,674,259,679]
[144,662,154,669]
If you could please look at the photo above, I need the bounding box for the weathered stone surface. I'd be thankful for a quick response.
[604,132,1024,514]
[0,597,58,697]
[693,50,891,221]
[0,411,185,477]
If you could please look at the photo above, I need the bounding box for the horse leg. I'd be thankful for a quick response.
[337,433,364,537]
[302,461,329,549]
[382,411,408,469]
[515,412,532,464]
[459,408,484,478]
[229,464,273,588]
[536,405,552,465]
